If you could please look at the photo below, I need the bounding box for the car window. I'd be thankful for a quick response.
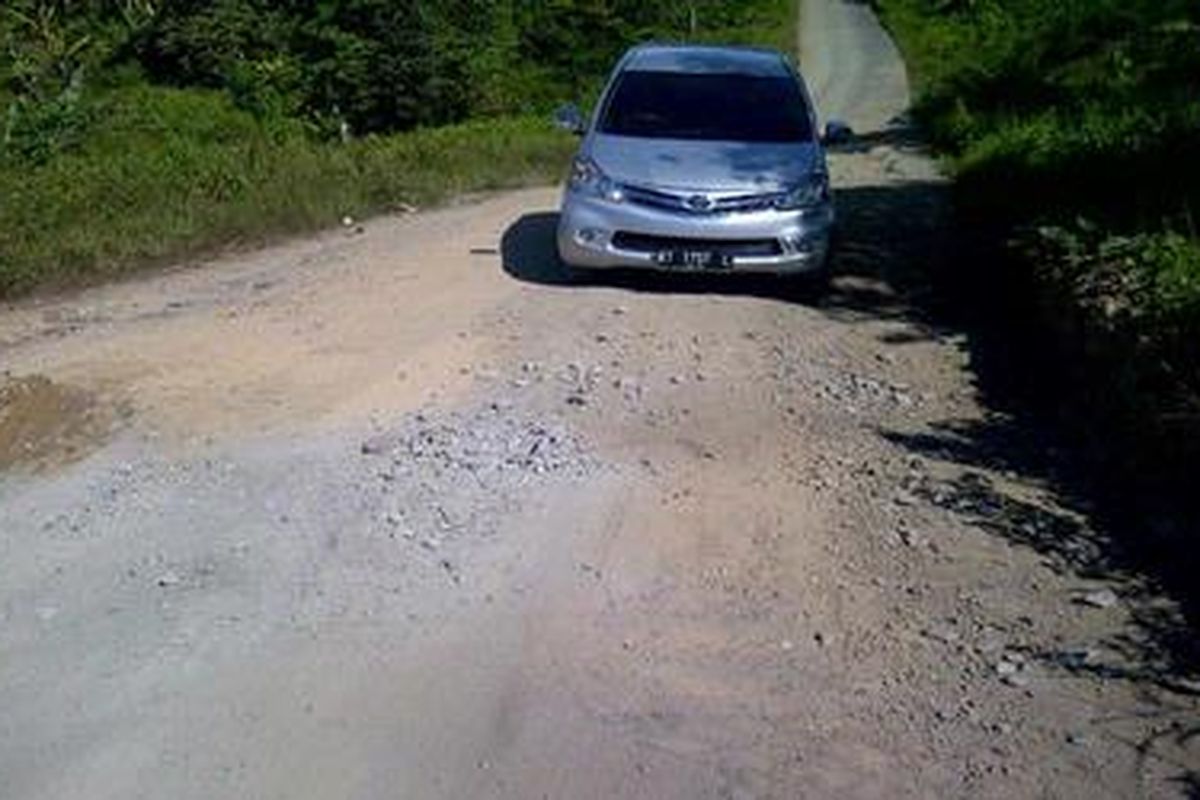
[599,70,813,143]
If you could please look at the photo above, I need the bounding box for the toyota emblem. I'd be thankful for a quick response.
[685,194,714,213]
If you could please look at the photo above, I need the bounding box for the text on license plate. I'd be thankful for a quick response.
[652,250,733,270]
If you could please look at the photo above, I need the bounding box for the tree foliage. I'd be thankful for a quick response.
[0,0,790,148]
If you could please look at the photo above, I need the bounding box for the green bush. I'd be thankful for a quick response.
[0,86,577,296]
[129,0,797,135]
[878,0,1200,394]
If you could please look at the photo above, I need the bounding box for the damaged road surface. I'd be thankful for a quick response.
[1,1,1197,798]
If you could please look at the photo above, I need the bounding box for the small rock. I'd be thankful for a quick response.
[781,640,795,652]
[1056,648,1099,669]
[813,632,826,646]
[995,659,1031,687]
[565,394,588,407]
[922,625,960,645]
[579,562,602,579]
[341,215,355,227]
[157,570,182,588]
[1079,588,1119,609]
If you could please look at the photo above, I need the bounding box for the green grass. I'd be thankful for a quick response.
[876,0,1200,399]
[0,85,577,296]
[0,0,799,299]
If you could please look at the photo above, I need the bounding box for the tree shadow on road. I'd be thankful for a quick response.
[841,142,1200,784]
[847,163,1200,786]
[838,159,1200,785]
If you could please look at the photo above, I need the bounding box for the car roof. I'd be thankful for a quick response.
[623,44,792,77]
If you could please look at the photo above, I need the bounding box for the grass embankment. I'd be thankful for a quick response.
[876,0,1200,593]
[0,0,797,299]
[0,89,575,296]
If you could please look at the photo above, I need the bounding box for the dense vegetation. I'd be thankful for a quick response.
[0,0,796,295]
[877,0,1200,591]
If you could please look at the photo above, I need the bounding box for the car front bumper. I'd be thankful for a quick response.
[556,190,834,275]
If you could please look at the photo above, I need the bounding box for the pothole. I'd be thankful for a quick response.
[0,374,116,473]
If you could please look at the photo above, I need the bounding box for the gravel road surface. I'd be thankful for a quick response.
[2,1,1197,797]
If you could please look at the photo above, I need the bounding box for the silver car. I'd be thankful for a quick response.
[554,44,841,279]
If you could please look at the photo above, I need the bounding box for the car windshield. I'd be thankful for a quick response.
[599,70,812,143]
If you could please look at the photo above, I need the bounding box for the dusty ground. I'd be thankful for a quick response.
[1,2,1198,798]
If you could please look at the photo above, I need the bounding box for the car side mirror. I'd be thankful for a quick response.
[554,103,587,136]
[821,119,854,146]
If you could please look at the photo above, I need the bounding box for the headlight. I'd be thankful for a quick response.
[773,173,830,210]
[569,156,625,203]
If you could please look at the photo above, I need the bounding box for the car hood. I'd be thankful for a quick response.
[589,134,821,193]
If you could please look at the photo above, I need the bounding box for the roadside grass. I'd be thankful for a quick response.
[0,86,577,297]
[878,0,1200,419]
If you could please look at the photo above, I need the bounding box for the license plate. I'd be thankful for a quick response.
[653,250,732,271]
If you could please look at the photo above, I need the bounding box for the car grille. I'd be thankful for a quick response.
[611,232,782,257]
[620,184,781,215]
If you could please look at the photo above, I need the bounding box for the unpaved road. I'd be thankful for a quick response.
[2,2,1198,798]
